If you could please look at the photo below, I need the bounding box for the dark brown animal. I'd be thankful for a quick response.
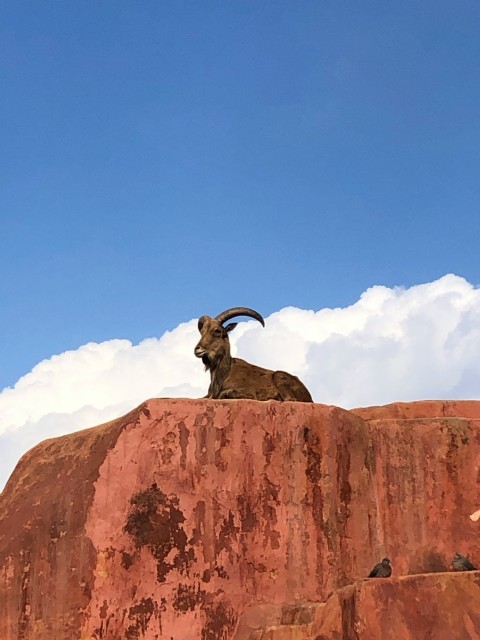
[194,306,313,402]
[368,558,392,578]
[452,552,477,571]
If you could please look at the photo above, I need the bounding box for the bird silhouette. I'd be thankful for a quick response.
[368,557,392,578]
[452,552,477,571]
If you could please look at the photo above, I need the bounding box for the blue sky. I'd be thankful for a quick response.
[1,0,480,393]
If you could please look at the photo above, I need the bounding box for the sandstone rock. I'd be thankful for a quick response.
[312,571,480,640]
[350,398,480,420]
[1,398,480,639]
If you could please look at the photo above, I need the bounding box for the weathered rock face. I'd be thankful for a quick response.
[1,399,480,639]
[312,570,480,640]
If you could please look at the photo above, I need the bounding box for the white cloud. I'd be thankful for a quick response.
[1,273,480,490]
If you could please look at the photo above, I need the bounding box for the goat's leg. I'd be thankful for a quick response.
[218,388,256,400]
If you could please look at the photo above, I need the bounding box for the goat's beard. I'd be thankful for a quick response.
[202,351,226,371]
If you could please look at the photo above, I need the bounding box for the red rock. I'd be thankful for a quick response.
[312,571,480,640]
[1,398,480,639]
[351,398,480,420]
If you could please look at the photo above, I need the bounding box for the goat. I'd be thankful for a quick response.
[194,306,313,402]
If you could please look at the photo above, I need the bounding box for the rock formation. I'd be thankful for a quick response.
[1,398,480,639]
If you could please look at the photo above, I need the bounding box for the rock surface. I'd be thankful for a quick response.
[1,398,480,639]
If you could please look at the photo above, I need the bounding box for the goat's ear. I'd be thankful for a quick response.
[224,322,238,333]
[198,316,207,331]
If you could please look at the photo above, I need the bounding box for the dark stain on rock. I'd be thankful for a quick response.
[262,476,280,517]
[124,627,137,639]
[93,600,117,639]
[303,426,322,484]
[194,409,214,467]
[120,550,134,570]
[409,548,448,574]
[303,426,331,566]
[17,549,31,640]
[125,597,157,639]
[214,565,228,579]
[99,599,109,618]
[364,443,376,474]
[262,432,276,465]
[49,517,62,542]
[124,483,195,583]
[190,500,206,546]
[81,578,92,599]
[441,420,470,482]
[178,420,190,470]
[312,480,332,559]
[340,587,356,640]
[282,603,316,625]
[261,475,281,549]
[202,565,228,583]
[202,564,229,581]
[237,494,257,533]
[216,510,239,554]
[159,431,177,465]
[215,427,229,471]
[173,583,206,612]
[201,600,238,640]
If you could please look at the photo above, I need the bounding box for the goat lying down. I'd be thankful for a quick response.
[194,306,313,402]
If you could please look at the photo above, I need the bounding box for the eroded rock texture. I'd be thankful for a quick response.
[1,399,480,639]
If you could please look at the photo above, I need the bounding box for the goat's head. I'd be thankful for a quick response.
[194,307,265,370]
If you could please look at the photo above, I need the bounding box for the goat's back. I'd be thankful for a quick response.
[272,370,313,402]
[225,358,312,402]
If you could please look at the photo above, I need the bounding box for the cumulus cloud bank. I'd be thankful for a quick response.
[1,274,479,490]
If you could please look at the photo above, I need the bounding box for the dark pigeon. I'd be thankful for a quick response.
[368,557,392,578]
[452,552,477,572]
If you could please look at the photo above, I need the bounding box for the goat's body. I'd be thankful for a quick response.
[208,357,313,402]
[195,309,313,403]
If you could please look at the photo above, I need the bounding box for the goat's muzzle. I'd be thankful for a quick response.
[194,346,211,369]
[194,346,206,358]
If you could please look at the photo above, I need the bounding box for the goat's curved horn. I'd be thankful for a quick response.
[215,307,265,327]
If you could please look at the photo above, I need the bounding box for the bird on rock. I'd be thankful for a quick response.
[452,552,477,571]
[368,557,392,578]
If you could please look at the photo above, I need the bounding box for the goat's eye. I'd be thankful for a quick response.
[214,329,222,337]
